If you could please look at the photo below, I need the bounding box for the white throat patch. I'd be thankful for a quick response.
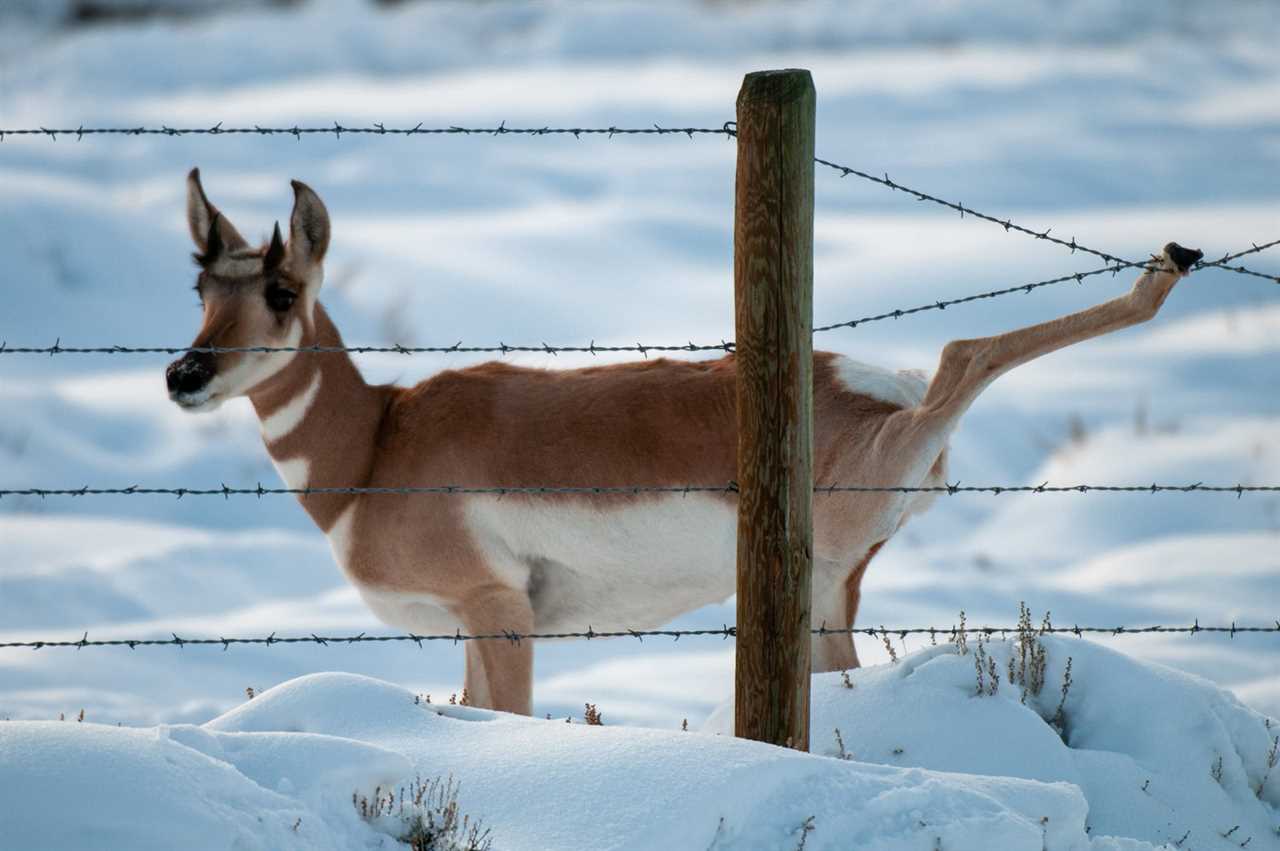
[271,456,310,492]
[208,319,303,400]
[261,370,321,443]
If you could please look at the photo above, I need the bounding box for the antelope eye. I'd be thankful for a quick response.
[265,286,297,312]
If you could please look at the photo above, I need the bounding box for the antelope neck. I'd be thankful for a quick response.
[248,303,387,531]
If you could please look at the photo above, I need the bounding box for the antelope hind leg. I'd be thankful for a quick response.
[882,242,1202,481]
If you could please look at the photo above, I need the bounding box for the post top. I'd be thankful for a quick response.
[738,69,815,105]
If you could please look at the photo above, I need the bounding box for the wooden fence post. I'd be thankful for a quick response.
[733,68,816,751]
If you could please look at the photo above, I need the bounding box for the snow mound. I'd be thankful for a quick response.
[0,718,403,851]
[0,669,1123,851]
[708,637,1280,849]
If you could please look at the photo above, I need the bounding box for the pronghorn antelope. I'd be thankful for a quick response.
[166,169,1202,715]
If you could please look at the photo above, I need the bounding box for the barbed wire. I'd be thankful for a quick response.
[1,235,1273,357]
[815,237,1280,331]
[2,236,1275,357]
[0,340,736,356]
[3,482,1277,499]
[1,620,1275,651]
[813,155,1280,286]
[0,122,738,141]
[0,122,1274,356]
[2,117,1276,285]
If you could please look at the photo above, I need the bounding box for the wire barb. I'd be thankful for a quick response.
[2,482,1277,498]
[1,620,1273,651]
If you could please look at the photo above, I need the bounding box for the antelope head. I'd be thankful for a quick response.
[166,168,330,411]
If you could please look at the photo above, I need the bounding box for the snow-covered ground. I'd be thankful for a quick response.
[3,639,1277,850]
[1,0,1278,848]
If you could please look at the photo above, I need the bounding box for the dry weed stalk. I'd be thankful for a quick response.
[880,626,898,664]
[1051,658,1073,735]
[951,611,968,656]
[1010,602,1047,702]
[355,775,493,851]
[973,636,999,696]
[833,728,851,760]
[1257,735,1279,798]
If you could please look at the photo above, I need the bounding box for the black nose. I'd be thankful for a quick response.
[166,351,215,395]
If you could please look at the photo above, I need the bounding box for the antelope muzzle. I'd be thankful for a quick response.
[166,350,216,409]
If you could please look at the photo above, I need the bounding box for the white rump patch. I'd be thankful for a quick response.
[834,356,928,408]
[260,370,321,443]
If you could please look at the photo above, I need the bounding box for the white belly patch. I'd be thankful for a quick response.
[463,494,738,634]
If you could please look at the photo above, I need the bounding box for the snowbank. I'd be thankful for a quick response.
[5,638,1278,850]
[0,670,1092,851]
[708,637,1280,850]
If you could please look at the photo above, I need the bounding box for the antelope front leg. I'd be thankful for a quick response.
[457,585,535,715]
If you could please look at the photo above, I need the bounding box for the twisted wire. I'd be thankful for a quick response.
[3,482,1276,499]
[1,620,1274,651]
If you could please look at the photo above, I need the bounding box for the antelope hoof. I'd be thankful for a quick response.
[1164,242,1203,274]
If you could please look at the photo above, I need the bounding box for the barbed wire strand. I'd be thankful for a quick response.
[0,124,1273,355]
[816,237,1280,331]
[813,155,1280,286]
[1,620,1275,651]
[0,123,737,141]
[0,340,736,356]
[2,235,1276,356]
[1,118,1275,284]
[2,482,1277,499]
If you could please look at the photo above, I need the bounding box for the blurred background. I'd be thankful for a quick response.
[0,0,1276,728]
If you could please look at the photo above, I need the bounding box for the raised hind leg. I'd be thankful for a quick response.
[877,244,1201,493]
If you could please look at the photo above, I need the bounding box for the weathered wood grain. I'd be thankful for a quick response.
[733,68,816,751]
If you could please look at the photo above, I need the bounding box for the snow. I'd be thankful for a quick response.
[3,643,1276,850]
[1,0,1279,847]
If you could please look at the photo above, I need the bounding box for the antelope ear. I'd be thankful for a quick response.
[287,179,330,267]
[187,167,248,258]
